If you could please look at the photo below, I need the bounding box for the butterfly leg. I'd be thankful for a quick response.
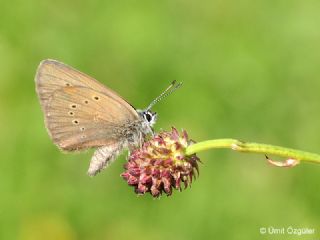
[144,125,155,138]
[139,132,144,148]
[151,128,155,137]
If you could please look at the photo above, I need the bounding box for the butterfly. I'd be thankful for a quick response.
[35,59,181,176]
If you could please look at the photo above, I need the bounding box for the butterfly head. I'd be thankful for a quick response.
[138,110,157,127]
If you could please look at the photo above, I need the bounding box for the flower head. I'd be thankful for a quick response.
[121,127,200,197]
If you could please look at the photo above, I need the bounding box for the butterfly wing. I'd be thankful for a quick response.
[35,60,139,151]
[36,59,135,110]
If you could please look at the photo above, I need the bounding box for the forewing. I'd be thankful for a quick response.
[35,60,139,151]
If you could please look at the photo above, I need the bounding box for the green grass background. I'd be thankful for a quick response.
[1,0,320,239]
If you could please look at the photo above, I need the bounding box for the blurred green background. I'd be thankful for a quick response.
[1,0,320,239]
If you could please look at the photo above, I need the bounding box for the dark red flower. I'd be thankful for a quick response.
[121,127,200,197]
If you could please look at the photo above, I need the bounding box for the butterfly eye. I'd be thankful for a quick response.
[145,112,152,122]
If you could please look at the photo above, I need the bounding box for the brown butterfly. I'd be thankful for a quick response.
[35,59,181,176]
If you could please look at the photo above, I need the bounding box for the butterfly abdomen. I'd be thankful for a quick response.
[88,143,126,176]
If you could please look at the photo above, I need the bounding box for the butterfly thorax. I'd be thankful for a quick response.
[87,111,156,176]
[119,109,157,148]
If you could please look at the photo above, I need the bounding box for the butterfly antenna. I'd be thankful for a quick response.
[146,80,182,111]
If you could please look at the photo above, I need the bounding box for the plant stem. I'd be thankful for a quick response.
[185,139,320,165]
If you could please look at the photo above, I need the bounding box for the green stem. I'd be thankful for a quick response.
[185,139,320,165]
